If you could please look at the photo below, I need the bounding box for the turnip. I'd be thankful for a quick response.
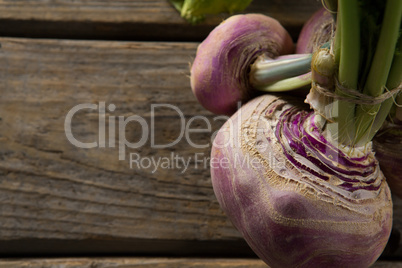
[190,0,402,267]
[211,94,392,267]
[296,8,334,54]
[190,14,313,115]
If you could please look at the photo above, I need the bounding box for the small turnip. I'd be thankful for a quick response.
[190,14,296,115]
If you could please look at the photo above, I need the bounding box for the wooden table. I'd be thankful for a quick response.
[0,0,400,266]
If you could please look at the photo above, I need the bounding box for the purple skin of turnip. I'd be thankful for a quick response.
[296,8,334,54]
[190,14,294,116]
[211,95,392,268]
[373,124,402,198]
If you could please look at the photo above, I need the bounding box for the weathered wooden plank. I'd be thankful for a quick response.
[0,0,323,41]
[0,37,233,243]
[0,0,323,26]
[0,37,401,259]
[0,258,400,268]
[0,258,273,268]
[0,0,321,24]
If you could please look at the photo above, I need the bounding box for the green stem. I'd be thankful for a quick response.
[327,0,360,146]
[256,72,312,92]
[338,0,360,87]
[354,0,402,146]
[332,14,341,65]
[250,54,312,86]
[369,39,402,139]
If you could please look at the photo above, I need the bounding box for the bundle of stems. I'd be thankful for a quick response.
[323,0,402,148]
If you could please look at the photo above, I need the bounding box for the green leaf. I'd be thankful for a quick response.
[169,0,253,24]
[169,0,185,13]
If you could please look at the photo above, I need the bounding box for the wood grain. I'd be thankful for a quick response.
[0,37,401,258]
[0,258,400,268]
[0,0,323,41]
[0,37,230,241]
[0,0,321,23]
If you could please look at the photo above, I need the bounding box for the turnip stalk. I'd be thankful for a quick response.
[250,54,312,87]
[372,39,402,198]
[326,0,360,146]
[354,0,402,146]
[257,72,312,92]
[370,38,402,140]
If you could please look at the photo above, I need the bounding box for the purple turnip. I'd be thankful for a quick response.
[190,14,299,116]
[188,0,400,266]
[296,8,335,54]
[211,94,392,267]
[202,0,401,266]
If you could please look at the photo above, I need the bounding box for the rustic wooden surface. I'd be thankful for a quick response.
[0,0,321,23]
[0,37,248,256]
[0,0,322,41]
[0,37,226,240]
[0,258,401,268]
[0,37,401,259]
